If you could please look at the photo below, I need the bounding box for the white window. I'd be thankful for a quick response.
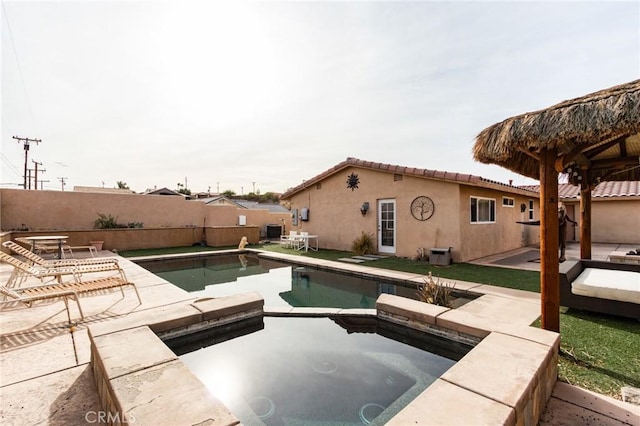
[529,200,534,220]
[471,197,496,223]
[502,197,515,207]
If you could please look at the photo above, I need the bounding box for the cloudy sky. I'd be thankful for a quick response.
[2,1,638,195]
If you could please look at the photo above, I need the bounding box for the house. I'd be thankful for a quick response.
[280,157,541,262]
[143,187,190,198]
[523,181,640,244]
[73,186,135,195]
[196,196,290,213]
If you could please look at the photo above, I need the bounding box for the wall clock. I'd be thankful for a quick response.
[411,196,435,221]
[346,173,360,190]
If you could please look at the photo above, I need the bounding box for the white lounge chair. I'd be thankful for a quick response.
[3,240,116,268]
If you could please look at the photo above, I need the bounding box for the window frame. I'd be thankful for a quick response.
[470,196,496,224]
[528,199,534,220]
[502,197,515,207]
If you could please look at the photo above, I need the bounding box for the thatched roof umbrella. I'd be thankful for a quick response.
[473,79,640,331]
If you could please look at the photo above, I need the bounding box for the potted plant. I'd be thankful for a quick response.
[90,240,104,251]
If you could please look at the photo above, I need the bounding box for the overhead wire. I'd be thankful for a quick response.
[2,0,40,134]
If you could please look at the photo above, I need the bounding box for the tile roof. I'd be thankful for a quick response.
[521,181,640,199]
[281,157,539,199]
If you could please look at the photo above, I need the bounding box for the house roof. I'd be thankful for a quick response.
[197,196,289,212]
[199,196,246,208]
[233,200,290,213]
[522,181,640,200]
[143,187,188,197]
[473,79,640,184]
[281,157,539,199]
[73,186,135,194]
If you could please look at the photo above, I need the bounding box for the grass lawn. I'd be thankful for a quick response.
[121,244,639,399]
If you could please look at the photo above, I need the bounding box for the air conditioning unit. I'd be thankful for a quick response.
[429,248,451,266]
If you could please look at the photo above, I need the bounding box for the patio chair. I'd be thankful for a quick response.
[3,240,117,268]
[0,251,120,289]
[280,231,301,249]
[0,274,141,323]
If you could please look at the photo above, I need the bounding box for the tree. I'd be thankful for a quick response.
[176,182,191,195]
[117,181,130,189]
[222,190,236,197]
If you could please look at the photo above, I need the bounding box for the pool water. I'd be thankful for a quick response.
[170,316,470,426]
[137,254,472,309]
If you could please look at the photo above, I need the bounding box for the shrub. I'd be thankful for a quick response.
[94,213,143,229]
[351,231,375,255]
[416,272,455,307]
[94,213,120,229]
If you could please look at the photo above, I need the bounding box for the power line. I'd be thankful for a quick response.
[2,1,39,133]
[0,153,22,178]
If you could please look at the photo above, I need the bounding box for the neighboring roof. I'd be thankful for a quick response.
[473,79,640,183]
[233,200,290,213]
[143,187,187,197]
[199,196,246,208]
[73,186,135,194]
[281,157,539,199]
[198,196,290,212]
[522,181,640,200]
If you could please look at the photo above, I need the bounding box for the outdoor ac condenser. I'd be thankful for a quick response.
[429,247,451,266]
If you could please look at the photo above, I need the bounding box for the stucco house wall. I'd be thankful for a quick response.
[458,186,540,261]
[562,198,640,244]
[282,158,541,262]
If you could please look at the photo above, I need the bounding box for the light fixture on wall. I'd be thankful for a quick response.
[360,202,369,216]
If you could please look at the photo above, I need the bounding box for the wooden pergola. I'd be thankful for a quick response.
[473,80,640,332]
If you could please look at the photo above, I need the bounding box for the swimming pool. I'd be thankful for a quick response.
[167,315,471,426]
[136,253,474,309]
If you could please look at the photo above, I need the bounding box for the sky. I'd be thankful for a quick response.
[1,1,639,195]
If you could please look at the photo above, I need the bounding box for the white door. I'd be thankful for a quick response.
[378,199,396,254]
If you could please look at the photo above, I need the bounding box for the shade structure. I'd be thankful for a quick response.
[473,79,640,183]
[472,80,640,332]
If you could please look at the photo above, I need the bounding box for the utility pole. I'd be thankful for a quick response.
[38,179,50,190]
[58,177,67,191]
[13,136,41,189]
[32,160,43,190]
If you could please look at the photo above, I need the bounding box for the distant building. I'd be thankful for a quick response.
[73,186,135,194]
[143,187,190,198]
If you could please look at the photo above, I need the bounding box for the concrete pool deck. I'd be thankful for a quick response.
[0,244,638,425]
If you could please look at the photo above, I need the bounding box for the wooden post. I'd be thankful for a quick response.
[540,148,560,332]
[579,180,592,260]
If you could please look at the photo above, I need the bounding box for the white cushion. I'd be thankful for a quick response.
[571,268,640,304]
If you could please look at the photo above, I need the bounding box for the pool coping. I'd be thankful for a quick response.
[90,250,559,425]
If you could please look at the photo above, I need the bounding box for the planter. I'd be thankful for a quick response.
[90,241,104,251]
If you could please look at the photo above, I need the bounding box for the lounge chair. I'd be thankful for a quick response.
[0,275,141,323]
[0,251,120,289]
[3,240,117,268]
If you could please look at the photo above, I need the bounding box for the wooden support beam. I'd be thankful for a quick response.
[580,178,592,260]
[540,147,560,332]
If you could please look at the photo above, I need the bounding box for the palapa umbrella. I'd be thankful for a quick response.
[473,79,640,331]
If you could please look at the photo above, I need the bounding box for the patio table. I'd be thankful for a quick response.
[22,235,69,260]
[296,234,318,253]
